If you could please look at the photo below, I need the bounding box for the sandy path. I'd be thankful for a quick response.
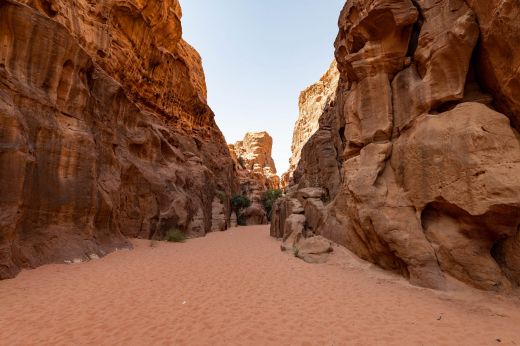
[1,225,520,346]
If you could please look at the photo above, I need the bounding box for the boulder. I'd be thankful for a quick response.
[296,236,333,264]
[242,204,268,226]
[296,188,326,200]
[281,214,306,252]
[270,197,303,238]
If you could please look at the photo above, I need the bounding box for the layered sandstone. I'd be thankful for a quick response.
[229,132,280,225]
[274,0,520,291]
[283,61,339,188]
[0,0,237,279]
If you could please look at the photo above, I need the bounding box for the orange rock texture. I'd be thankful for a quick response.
[282,61,339,188]
[273,0,520,291]
[229,132,280,225]
[0,0,237,279]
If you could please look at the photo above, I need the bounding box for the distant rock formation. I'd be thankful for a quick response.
[273,0,520,292]
[228,132,280,225]
[0,0,238,279]
[282,61,339,188]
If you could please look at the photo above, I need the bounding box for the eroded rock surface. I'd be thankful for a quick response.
[0,0,237,279]
[228,131,280,225]
[283,62,339,188]
[274,0,520,291]
[274,189,333,264]
[465,0,520,130]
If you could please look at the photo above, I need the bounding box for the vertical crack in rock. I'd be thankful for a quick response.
[406,0,424,58]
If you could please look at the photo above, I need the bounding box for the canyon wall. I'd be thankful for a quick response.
[274,0,520,291]
[0,0,237,279]
[282,61,339,188]
[229,132,280,225]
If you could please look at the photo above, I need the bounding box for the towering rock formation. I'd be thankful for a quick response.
[0,0,237,279]
[274,0,520,291]
[282,61,339,188]
[228,132,280,225]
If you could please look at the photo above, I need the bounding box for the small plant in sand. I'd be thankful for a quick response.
[149,239,158,248]
[165,229,187,243]
[293,247,299,258]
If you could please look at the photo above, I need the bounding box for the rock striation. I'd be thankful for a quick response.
[282,61,339,188]
[0,0,237,279]
[273,0,520,291]
[228,132,280,225]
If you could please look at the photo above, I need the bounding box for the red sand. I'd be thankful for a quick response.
[1,225,520,346]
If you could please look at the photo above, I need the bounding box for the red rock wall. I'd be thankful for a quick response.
[465,0,520,130]
[228,132,280,225]
[275,0,520,291]
[0,0,237,279]
[283,62,339,188]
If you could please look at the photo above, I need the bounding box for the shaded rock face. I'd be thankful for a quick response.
[0,0,237,279]
[464,0,520,130]
[228,132,280,225]
[275,0,520,291]
[291,104,343,202]
[272,189,333,264]
[282,62,339,188]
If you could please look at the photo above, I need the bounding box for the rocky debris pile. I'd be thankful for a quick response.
[228,132,280,225]
[274,0,520,291]
[0,0,237,279]
[271,188,333,263]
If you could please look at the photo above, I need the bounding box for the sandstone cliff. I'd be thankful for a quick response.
[0,0,237,279]
[273,0,520,291]
[228,132,280,225]
[282,61,339,188]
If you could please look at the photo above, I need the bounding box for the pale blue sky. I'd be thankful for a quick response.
[179,1,344,173]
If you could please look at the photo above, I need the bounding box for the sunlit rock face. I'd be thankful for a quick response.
[228,132,280,225]
[274,0,520,291]
[0,0,238,279]
[283,61,339,188]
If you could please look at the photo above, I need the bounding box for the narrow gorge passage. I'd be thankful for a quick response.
[1,225,519,345]
[2,0,520,344]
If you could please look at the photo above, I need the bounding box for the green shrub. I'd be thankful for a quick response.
[165,229,186,243]
[262,189,283,220]
[231,194,251,226]
[231,194,251,214]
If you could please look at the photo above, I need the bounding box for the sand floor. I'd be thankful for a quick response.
[1,225,520,346]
